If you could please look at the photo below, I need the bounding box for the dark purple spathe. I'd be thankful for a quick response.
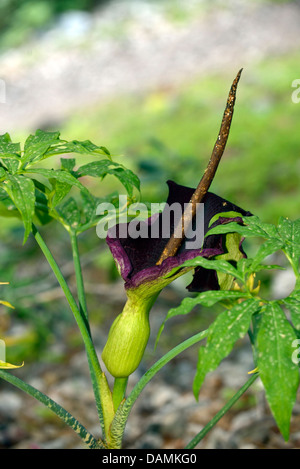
[106,181,252,292]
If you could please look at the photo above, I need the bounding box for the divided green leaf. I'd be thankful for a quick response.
[24,168,89,195]
[256,301,299,441]
[283,290,300,331]
[278,217,300,274]
[193,298,260,398]
[3,175,35,243]
[155,290,251,347]
[182,256,243,282]
[75,160,140,196]
[0,133,21,160]
[23,130,61,166]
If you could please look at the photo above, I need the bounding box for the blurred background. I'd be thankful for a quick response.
[0,0,300,449]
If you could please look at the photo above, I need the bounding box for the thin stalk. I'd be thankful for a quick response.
[0,369,104,449]
[112,378,128,412]
[69,229,89,324]
[32,224,105,434]
[126,329,208,410]
[185,373,259,449]
[156,69,243,265]
[109,329,208,448]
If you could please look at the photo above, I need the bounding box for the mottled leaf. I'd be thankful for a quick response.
[278,217,300,274]
[61,158,76,172]
[193,299,260,398]
[155,290,250,347]
[250,238,284,269]
[22,130,61,166]
[76,160,140,196]
[0,167,6,180]
[49,179,72,208]
[44,139,110,159]
[182,256,244,282]
[22,130,110,167]
[25,168,89,195]
[256,301,299,441]
[56,197,81,230]
[283,290,300,331]
[207,215,279,240]
[0,133,21,160]
[3,175,36,243]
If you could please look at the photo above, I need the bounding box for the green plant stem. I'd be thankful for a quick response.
[125,329,208,410]
[185,373,259,449]
[112,378,128,412]
[0,369,104,449]
[109,329,208,447]
[69,229,115,441]
[69,229,89,323]
[32,224,105,435]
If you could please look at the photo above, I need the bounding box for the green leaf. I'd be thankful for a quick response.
[278,217,300,274]
[0,133,21,160]
[76,160,140,196]
[0,167,6,180]
[250,238,284,270]
[44,139,111,159]
[283,290,300,331]
[61,158,76,172]
[182,256,244,282]
[3,175,36,243]
[193,299,260,398]
[236,258,285,275]
[24,168,89,194]
[21,130,111,167]
[208,211,244,228]
[155,290,251,347]
[214,232,245,289]
[256,301,299,441]
[56,197,81,230]
[49,179,72,208]
[243,216,279,238]
[171,290,250,312]
[77,191,121,233]
[22,130,61,166]
[4,159,19,174]
[0,193,20,219]
[206,215,279,240]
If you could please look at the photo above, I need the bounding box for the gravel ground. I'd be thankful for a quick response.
[1,280,299,450]
[1,338,300,450]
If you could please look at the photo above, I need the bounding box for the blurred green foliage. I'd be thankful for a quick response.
[62,53,300,224]
[0,0,107,48]
[0,0,295,49]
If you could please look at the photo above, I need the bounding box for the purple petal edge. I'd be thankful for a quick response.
[106,215,245,290]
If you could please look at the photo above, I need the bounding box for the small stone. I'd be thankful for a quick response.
[0,392,23,419]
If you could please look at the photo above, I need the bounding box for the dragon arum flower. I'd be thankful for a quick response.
[102,181,251,378]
